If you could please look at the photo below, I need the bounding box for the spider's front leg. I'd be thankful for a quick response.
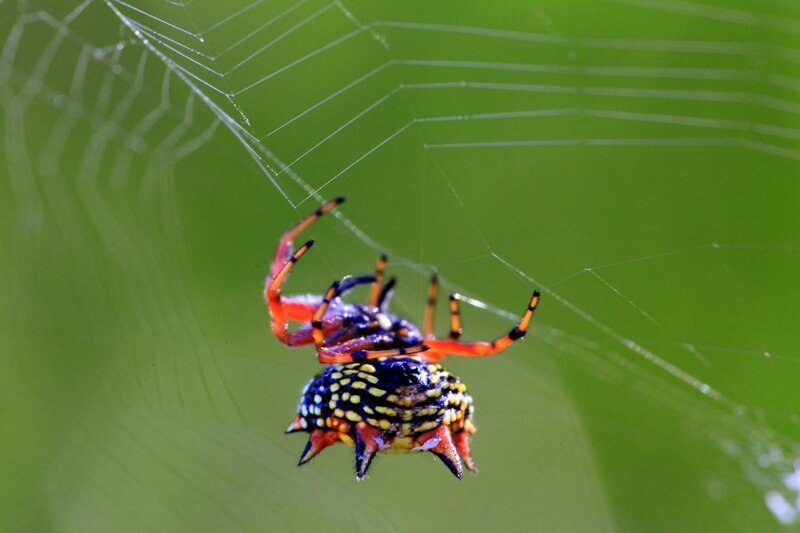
[266,241,315,343]
[265,197,344,344]
[268,196,344,280]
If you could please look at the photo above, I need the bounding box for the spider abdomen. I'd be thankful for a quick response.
[286,357,476,479]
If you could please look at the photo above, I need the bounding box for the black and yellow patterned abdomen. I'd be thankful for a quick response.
[287,357,478,479]
[295,357,474,440]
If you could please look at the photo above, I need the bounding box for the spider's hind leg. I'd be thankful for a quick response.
[424,291,540,361]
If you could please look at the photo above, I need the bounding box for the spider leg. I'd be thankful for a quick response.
[338,275,378,297]
[354,345,429,362]
[322,324,365,346]
[282,319,347,347]
[311,275,377,347]
[283,273,375,324]
[376,277,397,311]
[315,335,429,364]
[368,254,388,307]
[265,197,344,344]
[448,294,463,340]
[424,291,540,362]
[281,295,324,322]
[269,196,344,280]
[266,241,315,343]
[422,274,438,338]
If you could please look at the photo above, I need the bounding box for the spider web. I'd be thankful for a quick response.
[2,0,800,530]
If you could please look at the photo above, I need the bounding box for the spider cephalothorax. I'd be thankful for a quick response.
[265,197,539,479]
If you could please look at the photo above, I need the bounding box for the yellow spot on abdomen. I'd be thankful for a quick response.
[417,420,439,432]
[358,372,379,384]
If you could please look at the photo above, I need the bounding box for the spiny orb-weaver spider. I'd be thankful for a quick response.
[266,197,540,480]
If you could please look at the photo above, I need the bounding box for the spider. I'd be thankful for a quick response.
[266,197,540,479]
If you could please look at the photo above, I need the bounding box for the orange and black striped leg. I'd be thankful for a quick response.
[269,196,344,280]
[312,280,341,348]
[368,254,387,307]
[266,241,315,343]
[356,345,430,361]
[315,335,429,364]
[448,294,463,340]
[424,291,540,361]
[422,274,438,338]
[318,345,430,364]
[311,275,377,347]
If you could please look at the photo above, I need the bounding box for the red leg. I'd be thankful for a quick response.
[282,295,323,322]
[266,241,314,343]
[424,291,540,362]
[264,197,344,344]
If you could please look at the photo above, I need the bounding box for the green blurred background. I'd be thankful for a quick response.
[2,0,799,531]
